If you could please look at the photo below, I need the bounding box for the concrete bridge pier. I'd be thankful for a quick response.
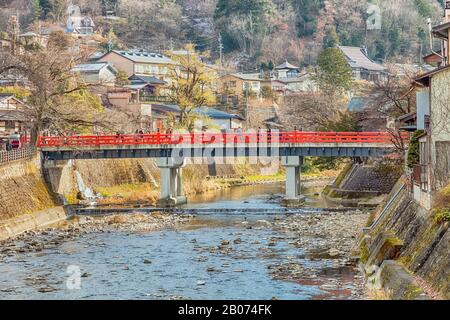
[282,156,305,205]
[156,158,187,207]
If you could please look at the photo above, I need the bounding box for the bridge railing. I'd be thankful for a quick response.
[37,131,409,148]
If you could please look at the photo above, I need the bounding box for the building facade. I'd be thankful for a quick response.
[98,50,174,80]
[72,62,117,85]
[338,46,386,82]
[0,94,29,138]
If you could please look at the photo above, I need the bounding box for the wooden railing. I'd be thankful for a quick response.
[0,146,36,165]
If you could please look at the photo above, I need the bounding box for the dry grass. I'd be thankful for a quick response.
[96,183,158,205]
[105,213,154,225]
[367,289,389,300]
[434,183,450,209]
[432,183,450,223]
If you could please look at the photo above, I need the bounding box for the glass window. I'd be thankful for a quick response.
[135,64,145,73]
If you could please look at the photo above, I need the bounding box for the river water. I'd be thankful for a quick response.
[0,182,366,300]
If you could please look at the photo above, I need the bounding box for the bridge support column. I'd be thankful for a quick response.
[282,156,305,205]
[156,158,187,207]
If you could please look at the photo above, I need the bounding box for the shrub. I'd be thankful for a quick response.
[434,209,450,224]
[433,183,450,224]
[407,130,424,169]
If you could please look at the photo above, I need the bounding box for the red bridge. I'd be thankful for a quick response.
[38,131,404,148]
[38,131,407,207]
[37,131,406,162]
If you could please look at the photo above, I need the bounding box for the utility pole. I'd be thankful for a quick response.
[8,15,20,55]
[218,34,224,67]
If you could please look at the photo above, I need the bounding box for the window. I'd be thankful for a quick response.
[228,81,236,88]
[5,121,16,130]
[135,64,145,74]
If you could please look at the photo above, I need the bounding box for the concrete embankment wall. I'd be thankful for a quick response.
[0,156,279,239]
[361,182,449,299]
[0,155,66,240]
[0,207,67,241]
[45,159,278,204]
[0,155,57,221]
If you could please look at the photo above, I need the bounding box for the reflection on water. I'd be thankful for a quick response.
[0,182,362,300]
[187,182,332,209]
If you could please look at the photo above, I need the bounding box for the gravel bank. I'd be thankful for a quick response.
[0,213,194,260]
[266,210,369,299]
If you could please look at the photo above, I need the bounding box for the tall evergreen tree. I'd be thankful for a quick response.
[31,0,43,22]
[314,47,353,95]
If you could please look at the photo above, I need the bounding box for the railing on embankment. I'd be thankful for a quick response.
[0,146,36,165]
[36,132,408,148]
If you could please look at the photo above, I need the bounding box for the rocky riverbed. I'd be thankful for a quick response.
[266,211,368,299]
[0,182,370,299]
[0,213,194,261]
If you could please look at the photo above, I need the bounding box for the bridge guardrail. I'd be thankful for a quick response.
[37,132,409,148]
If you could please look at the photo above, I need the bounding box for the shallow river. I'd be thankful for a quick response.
[0,183,365,300]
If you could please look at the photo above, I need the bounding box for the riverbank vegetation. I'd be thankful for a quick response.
[433,184,450,223]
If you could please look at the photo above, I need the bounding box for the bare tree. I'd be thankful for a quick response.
[363,64,421,118]
[166,45,216,131]
[278,93,347,131]
[0,31,114,143]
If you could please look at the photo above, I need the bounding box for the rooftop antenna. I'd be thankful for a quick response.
[427,18,445,65]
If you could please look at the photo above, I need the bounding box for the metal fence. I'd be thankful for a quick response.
[0,146,37,165]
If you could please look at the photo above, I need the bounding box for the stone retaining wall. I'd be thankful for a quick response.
[0,154,56,221]
[361,185,449,299]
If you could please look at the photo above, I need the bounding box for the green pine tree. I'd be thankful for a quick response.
[31,0,43,22]
[315,47,353,95]
[323,27,339,49]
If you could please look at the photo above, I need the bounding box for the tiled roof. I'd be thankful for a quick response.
[229,73,262,81]
[338,46,385,72]
[276,73,310,83]
[0,110,27,121]
[112,50,174,65]
[129,75,166,85]
[0,93,14,100]
[275,61,299,70]
[72,62,116,73]
[347,97,370,112]
[152,104,243,120]
[195,106,244,120]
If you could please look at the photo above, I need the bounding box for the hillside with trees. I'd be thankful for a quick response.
[0,0,445,68]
